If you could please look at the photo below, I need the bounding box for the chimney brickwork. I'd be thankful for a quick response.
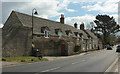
[60,14,64,24]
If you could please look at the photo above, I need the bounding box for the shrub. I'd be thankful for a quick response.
[74,44,81,52]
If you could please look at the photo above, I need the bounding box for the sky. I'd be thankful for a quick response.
[0,0,120,35]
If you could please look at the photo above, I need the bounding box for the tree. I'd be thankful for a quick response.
[86,22,94,30]
[94,15,119,45]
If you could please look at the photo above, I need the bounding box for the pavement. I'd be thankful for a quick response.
[2,46,118,73]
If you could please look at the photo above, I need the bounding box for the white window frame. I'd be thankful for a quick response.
[58,31,63,37]
[81,35,83,41]
[44,30,50,38]
[68,32,72,37]
[90,44,92,49]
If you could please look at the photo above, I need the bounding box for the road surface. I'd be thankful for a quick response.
[2,46,118,73]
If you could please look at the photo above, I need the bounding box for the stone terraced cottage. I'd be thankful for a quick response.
[2,11,102,57]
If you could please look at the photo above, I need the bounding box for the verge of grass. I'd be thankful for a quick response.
[2,56,48,62]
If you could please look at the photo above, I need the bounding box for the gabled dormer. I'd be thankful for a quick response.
[65,30,72,37]
[41,26,50,38]
[55,28,63,37]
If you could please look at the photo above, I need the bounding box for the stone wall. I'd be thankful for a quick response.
[34,36,77,56]
[2,26,32,57]
[2,12,32,57]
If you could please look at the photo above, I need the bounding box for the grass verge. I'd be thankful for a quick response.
[1,56,48,62]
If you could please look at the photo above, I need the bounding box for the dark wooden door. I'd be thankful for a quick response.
[61,44,65,56]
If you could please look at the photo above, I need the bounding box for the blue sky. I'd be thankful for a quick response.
[1,0,120,35]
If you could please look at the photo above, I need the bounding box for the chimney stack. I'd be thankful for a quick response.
[74,22,77,28]
[60,14,64,24]
[80,22,84,30]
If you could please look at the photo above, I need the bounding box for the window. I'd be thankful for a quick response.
[81,35,83,41]
[68,33,72,37]
[44,30,50,38]
[82,44,85,50]
[77,34,80,38]
[77,34,80,40]
[89,44,92,49]
[58,32,63,37]
[36,35,40,38]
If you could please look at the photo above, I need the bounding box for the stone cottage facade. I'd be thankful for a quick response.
[2,11,101,57]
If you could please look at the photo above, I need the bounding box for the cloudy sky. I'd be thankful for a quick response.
[0,0,120,35]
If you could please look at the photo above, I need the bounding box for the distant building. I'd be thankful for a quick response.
[2,11,101,57]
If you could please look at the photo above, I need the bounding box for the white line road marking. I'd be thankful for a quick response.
[41,67,60,72]
[72,62,78,64]
[82,60,85,61]
[72,60,86,64]
[72,62,79,64]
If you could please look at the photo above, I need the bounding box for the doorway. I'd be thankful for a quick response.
[61,44,66,56]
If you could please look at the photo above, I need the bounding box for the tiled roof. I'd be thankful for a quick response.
[85,30,98,40]
[13,11,88,39]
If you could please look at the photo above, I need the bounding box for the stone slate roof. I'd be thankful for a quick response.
[13,11,88,39]
[85,30,98,40]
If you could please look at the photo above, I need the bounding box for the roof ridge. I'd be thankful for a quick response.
[13,11,76,29]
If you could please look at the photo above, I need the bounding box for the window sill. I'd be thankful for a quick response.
[45,37,49,38]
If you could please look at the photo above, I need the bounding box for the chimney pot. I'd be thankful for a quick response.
[80,22,84,30]
[60,14,64,24]
[74,22,77,28]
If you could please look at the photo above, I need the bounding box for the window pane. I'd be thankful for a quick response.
[48,31,50,37]
[69,33,72,37]
[58,32,62,36]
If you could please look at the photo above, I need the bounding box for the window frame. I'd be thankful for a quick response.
[68,32,72,37]
[36,35,40,38]
[44,30,50,38]
[58,31,63,37]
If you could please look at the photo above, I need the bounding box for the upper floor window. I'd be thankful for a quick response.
[77,34,80,38]
[77,34,80,40]
[66,30,72,37]
[44,30,50,38]
[58,31,63,37]
[79,34,83,41]
[68,33,72,37]
[55,28,63,37]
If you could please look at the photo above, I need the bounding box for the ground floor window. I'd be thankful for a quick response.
[82,44,85,50]
[89,44,92,49]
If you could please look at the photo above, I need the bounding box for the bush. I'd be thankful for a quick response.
[74,44,81,52]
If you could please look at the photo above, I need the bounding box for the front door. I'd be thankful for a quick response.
[61,44,66,56]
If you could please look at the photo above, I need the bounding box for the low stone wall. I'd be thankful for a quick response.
[34,36,77,56]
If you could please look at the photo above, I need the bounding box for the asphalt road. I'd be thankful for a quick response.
[2,46,118,73]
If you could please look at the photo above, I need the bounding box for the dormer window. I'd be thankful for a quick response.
[44,30,50,38]
[79,34,83,41]
[58,32,63,37]
[77,34,80,38]
[65,30,72,37]
[41,26,50,38]
[41,26,50,33]
[68,33,72,37]
[77,34,80,40]
[55,28,63,37]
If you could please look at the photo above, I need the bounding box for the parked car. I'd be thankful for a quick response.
[116,45,120,52]
[107,46,112,50]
